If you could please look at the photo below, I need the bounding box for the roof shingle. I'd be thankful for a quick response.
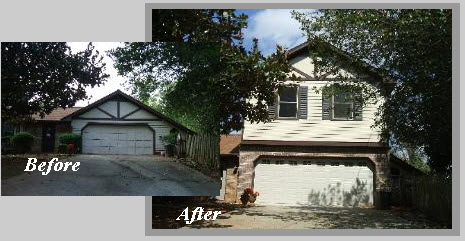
[32,107,82,121]
[220,134,241,155]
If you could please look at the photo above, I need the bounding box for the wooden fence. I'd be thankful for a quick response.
[177,133,220,176]
[392,175,452,227]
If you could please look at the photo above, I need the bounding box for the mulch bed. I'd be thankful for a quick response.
[1,154,70,180]
[152,197,240,229]
[175,157,220,180]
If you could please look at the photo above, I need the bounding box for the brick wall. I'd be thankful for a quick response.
[235,144,392,209]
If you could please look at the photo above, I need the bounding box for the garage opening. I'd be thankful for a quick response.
[253,158,374,207]
[82,124,154,155]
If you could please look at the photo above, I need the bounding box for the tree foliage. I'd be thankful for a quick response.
[293,9,452,173]
[1,42,109,123]
[112,10,296,134]
[110,42,221,134]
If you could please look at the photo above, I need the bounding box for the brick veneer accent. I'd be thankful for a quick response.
[224,167,238,203]
[236,144,391,209]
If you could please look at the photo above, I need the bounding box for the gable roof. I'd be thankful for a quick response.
[62,90,195,134]
[286,40,396,85]
[32,107,82,121]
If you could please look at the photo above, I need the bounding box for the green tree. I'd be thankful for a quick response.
[293,9,452,173]
[110,42,221,134]
[1,42,109,123]
[112,10,296,134]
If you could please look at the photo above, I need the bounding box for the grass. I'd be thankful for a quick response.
[1,153,70,180]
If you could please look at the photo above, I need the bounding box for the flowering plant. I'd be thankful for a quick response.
[240,187,260,206]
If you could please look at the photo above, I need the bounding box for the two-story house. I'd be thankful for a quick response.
[222,41,398,209]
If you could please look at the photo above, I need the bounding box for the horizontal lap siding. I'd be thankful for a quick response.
[243,81,382,142]
[71,119,174,152]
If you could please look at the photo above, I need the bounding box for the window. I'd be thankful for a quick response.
[317,161,326,166]
[276,160,285,165]
[332,93,354,120]
[330,162,340,166]
[289,161,298,166]
[262,160,271,164]
[303,161,312,165]
[358,162,367,167]
[344,162,353,167]
[278,86,298,118]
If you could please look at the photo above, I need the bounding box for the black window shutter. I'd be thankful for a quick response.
[353,92,363,121]
[322,89,332,120]
[268,94,277,119]
[298,86,308,119]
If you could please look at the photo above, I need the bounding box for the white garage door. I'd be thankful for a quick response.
[254,159,374,207]
[82,125,154,155]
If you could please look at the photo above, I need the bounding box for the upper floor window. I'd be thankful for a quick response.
[332,93,354,120]
[322,89,362,121]
[278,86,298,118]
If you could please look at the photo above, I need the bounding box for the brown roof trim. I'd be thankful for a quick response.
[220,153,239,157]
[62,90,195,134]
[241,140,387,148]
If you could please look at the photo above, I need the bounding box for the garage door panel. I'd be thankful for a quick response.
[254,159,373,207]
[82,125,153,155]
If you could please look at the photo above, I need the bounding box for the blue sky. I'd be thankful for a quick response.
[235,9,308,56]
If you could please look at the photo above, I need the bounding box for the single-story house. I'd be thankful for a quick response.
[3,90,194,155]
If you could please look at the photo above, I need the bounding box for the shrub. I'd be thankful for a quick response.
[57,144,68,154]
[11,132,34,153]
[58,133,81,152]
[160,132,178,146]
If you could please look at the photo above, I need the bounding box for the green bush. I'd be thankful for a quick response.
[58,133,81,151]
[160,132,178,146]
[11,132,34,153]
[57,144,68,154]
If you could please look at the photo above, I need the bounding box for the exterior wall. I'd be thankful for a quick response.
[70,99,180,152]
[224,167,238,203]
[236,144,392,209]
[221,155,239,203]
[243,53,383,143]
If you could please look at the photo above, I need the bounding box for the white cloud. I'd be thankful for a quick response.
[243,9,307,55]
[67,42,126,107]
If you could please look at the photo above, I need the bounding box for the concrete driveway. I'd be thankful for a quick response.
[1,154,220,196]
[183,205,443,229]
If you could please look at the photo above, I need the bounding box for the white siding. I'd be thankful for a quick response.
[289,53,354,79]
[78,108,109,118]
[243,53,383,142]
[120,101,138,117]
[124,109,156,119]
[98,101,118,117]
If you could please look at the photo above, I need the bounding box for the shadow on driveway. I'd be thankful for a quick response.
[184,205,446,229]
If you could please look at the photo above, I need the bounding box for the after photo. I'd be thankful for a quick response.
[150,8,452,229]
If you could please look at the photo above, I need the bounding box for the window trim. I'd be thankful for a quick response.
[277,86,298,119]
[331,93,355,121]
